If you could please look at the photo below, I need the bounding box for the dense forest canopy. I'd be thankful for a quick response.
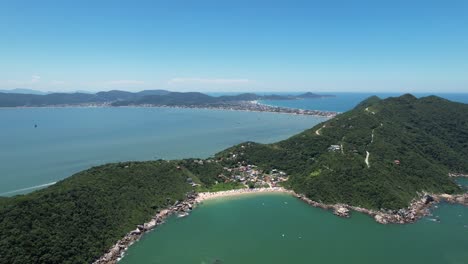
[218,94,468,209]
[0,94,467,263]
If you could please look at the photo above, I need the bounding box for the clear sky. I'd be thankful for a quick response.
[1,0,467,93]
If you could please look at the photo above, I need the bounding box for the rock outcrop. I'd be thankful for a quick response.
[296,192,467,225]
[93,192,199,264]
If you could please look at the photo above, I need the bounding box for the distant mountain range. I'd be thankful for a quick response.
[0,94,466,264]
[0,88,95,95]
[0,88,49,95]
[0,90,334,107]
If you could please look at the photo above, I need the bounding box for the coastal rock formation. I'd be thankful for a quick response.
[449,173,468,178]
[93,192,199,264]
[439,193,468,205]
[94,187,467,263]
[295,191,467,225]
[334,206,350,218]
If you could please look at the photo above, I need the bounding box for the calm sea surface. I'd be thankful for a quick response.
[0,107,326,195]
[1,95,467,264]
[261,92,468,112]
[117,94,468,264]
[121,193,468,264]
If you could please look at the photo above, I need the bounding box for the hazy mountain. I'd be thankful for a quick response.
[0,88,48,95]
[0,95,466,264]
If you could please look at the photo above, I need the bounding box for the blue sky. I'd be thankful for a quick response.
[1,0,467,93]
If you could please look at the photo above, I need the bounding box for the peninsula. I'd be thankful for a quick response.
[0,94,467,264]
[0,90,337,117]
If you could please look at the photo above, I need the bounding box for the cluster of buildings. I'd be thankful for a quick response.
[220,164,289,188]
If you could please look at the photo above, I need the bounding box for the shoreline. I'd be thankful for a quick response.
[0,102,337,118]
[94,187,467,264]
[195,187,294,203]
[449,173,468,178]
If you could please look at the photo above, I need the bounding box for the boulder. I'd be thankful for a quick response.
[374,214,388,224]
[455,196,466,204]
[130,228,141,235]
[422,194,434,204]
[334,206,350,217]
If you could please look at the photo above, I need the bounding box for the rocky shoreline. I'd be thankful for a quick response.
[94,188,467,263]
[93,192,200,264]
[295,192,468,224]
[449,172,468,178]
[93,188,296,264]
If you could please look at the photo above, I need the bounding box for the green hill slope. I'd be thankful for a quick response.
[0,90,332,107]
[0,94,466,263]
[217,95,467,209]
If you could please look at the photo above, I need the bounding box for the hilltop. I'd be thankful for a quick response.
[0,94,466,263]
[0,90,333,107]
[218,94,468,209]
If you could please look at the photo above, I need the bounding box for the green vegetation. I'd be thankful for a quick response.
[0,160,222,264]
[217,95,467,209]
[0,94,466,263]
[0,90,332,107]
[196,182,246,192]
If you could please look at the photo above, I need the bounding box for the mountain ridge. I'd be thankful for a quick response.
[0,94,466,263]
[0,90,334,107]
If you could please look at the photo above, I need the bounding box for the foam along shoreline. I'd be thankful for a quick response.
[0,181,57,196]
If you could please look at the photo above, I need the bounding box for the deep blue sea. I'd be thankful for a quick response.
[260,92,468,112]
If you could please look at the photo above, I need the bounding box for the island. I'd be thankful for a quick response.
[0,94,467,264]
[0,90,337,117]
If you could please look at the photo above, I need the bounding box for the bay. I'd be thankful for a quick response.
[121,193,468,264]
[0,107,326,195]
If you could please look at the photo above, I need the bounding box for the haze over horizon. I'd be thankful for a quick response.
[1,0,468,93]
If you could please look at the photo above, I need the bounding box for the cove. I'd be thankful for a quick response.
[120,193,468,264]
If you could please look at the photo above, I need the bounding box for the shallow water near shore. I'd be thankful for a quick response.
[457,178,468,191]
[120,193,468,264]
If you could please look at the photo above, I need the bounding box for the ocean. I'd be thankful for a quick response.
[0,107,326,195]
[260,92,468,112]
[1,93,467,264]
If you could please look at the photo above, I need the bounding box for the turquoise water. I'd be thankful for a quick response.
[261,92,468,112]
[0,107,326,195]
[2,98,467,264]
[458,178,468,191]
[121,193,468,264]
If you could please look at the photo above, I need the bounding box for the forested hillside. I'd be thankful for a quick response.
[217,95,467,209]
[0,94,466,263]
[0,90,331,107]
[0,160,223,264]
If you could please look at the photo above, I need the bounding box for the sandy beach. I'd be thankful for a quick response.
[196,187,295,203]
